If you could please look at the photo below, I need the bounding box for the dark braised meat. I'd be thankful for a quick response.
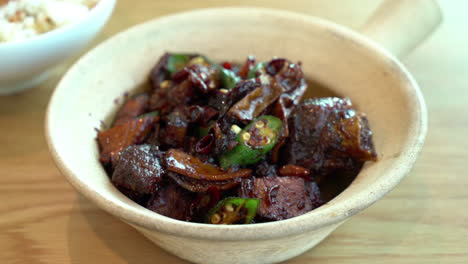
[285,97,377,177]
[116,186,150,206]
[111,144,165,194]
[166,172,243,193]
[167,79,197,106]
[238,176,321,221]
[159,107,189,149]
[149,52,171,90]
[97,114,159,168]
[322,109,377,161]
[307,180,324,208]
[184,105,219,126]
[98,54,377,225]
[254,159,278,177]
[271,63,308,162]
[146,179,195,221]
[113,94,149,126]
[149,80,173,115]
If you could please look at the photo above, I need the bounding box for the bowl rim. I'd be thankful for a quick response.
[0,0,116,49]
[46,7,427,241]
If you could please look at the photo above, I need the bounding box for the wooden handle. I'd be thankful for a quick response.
[360,0,442,58]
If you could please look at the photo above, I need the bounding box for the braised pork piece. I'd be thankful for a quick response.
[97,53,377,224]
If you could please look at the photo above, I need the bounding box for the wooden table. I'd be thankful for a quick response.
[1,0,467,263]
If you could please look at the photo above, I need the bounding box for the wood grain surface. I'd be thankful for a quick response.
[1,0,467,263]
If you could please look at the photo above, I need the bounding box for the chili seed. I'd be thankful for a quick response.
[161,80,171,88]
[271,132,277,139]
[242,132,251,142]
[188,56,205,66]
[211,213,221,224]
[255,121,264,129]
[231,125,242,134]
[225,204,234,212]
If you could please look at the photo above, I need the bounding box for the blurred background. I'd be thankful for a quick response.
[0,0,467,263]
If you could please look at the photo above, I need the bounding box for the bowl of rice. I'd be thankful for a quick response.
[0,0,116,95]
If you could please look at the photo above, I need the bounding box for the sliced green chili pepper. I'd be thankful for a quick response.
[219,67,241,90]
[137,111,159,118]
[167,54,190,74]
[167,53,241,89]
[206,197,260,224]
[201,56,241,90]
[187,55,211,67]
[219,115,282,168]
[247,62,267,79]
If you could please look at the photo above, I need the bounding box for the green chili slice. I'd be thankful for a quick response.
[247,62,267,79]
[166,54,191,75]
[165,54,241,89]
[201,56,241,90]
[219,67,241,90]
[219,115,282,168]
[206,197,260,224]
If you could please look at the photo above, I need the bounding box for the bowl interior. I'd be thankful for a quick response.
[46,8,426,240]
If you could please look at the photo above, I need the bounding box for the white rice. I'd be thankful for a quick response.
[0,0,99,42]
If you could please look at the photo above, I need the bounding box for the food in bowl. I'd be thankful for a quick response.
[97,53,377,225]
[0,0,99,42]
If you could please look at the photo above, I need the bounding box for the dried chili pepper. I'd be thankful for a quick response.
[166,149,252,181]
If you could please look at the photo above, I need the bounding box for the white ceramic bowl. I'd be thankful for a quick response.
[46,2,439,264]
[0,0,116,95]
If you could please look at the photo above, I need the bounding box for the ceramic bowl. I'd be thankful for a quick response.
[0,0,116,95]
[46,2,440,263]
